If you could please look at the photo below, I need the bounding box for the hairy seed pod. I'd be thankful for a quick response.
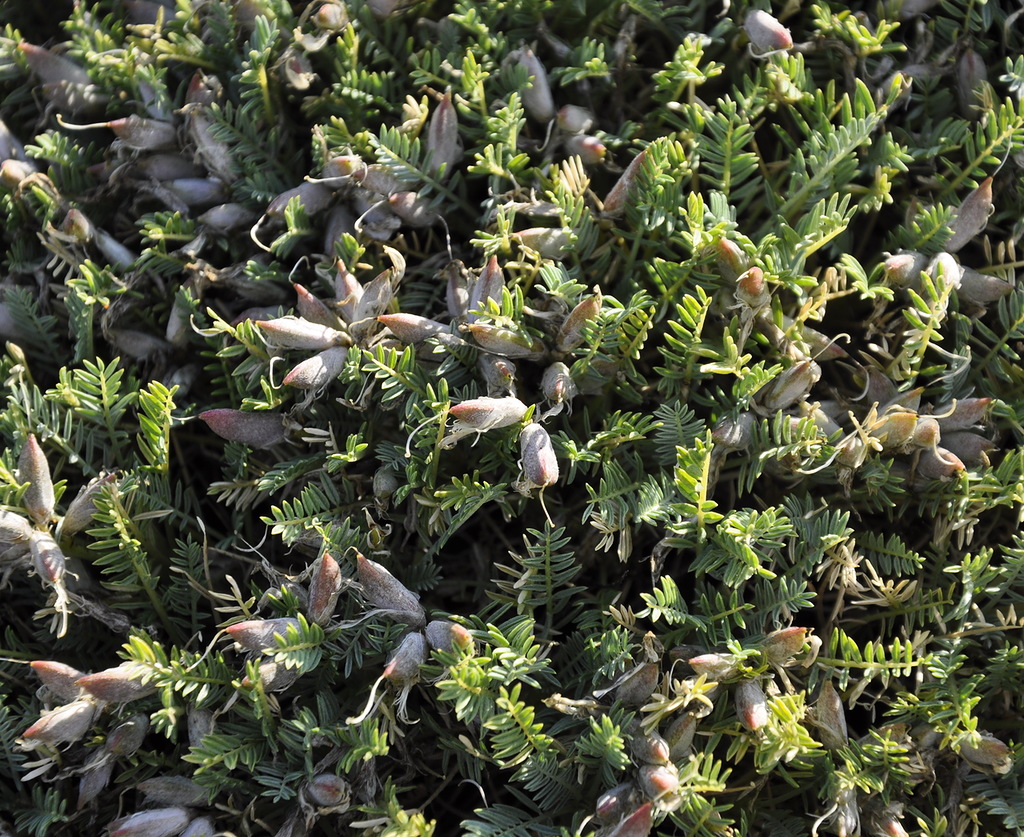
[556,290,602,351]
[882,251,927,288]
[939,430,994,467]
[468,255,504,323]
[62,472,118,537]
[735,679,769,731]
[616,662,659,706]
[304,773,351,808]
[19,434,55,525]
[78,755,114,810]
[378,313,450,344]
[603,147,649,217]
[76,663,156,703]
[356,552,426,626]
[244,659,302,692]
[957,266,1014,307]
[307,553,343,627]
[563,134,606,164]
[595,782,634,821]
[18,41,92,86]
[257,316,350,350]
[106,807,192,837]
[388,191,443,227]
[106,713,149,757]
[449,396,529,432]
[516,226,570,259]
[468,323,546,359]
[715,237,749,283]
[0,509,33,556]
[946,177,993,253]
[101,116,178,150]
[630,731,671,765]
[199,409,287,449]
[195,203,257,233]
[515,47,556,122]
[958,732,1011,773]
[161,177,229,209]
[735,266,769,311]
[383,631,429,685]
[180,817,215,837]
[30,530,65,586]
[712,411,756,453]
[756,360,820,413]
[606,803,653,837]
[426,89,461,178]
[30,660,86,702]
[184,105,236,182]
[541,362,577,405]
[557,104,594,134]
[225,617,302,651]
[833,786,860,837]
[762,627,807,664]
[138,776,208,807]
[933,397,991,431]
[478,355,518,397]
[687,652,739,680]
[425,619,474,653]
[868,411,919,451]
[282,346,349,391]
[293,283,342,329]
[20,697,99,747]
[814,680,848,751]
[519,423,559,489]
[744,10,793,53]
[956,49,988,119]
[638,763,679,803]
[915,446,965,482]
[665,713,697,760]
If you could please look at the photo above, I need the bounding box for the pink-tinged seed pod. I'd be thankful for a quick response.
[757,360,820,412]
[449,396,530,432]
[616,662,659,706]
[939,430,994,467]
[356,552,426,627]
[687,653,739,681]
[557,105,594,134]
[958,732,1012,773]
[606,803,653,837]
[630,731,671,765]
[266,182,333,219]
[870,809,910,837]
[378,313,449,344]
[468,323,546,359]
[107,807,192,837]
[19,434,55,526]
[349,163,407,197]
[78,756,114,809]
[516,227,570,259]
[519,423,559,489]
[603,147,649,218]
[313,2,347,30]
[716,238,749,283]
[445,261,471,319]
[30,660,86,702]
[383,631,429,685]
[20,697,99,747]
[18,42,92,86]
[133,153,204,181]
[541,362,577,405]
[304,773,351,808]
[665,712,697,760]
[958,266,1013,306]
[744,10,793,53]
[468,255,504,323]
[478,355,518,397]
[595,782,634,821]
[101,116,178,150]
[556,290,602,352]
[515,47,556,123]
[762,627,807,664]
[106,713,149,756]
[735,266,769,311]
[225,617,302,651]
[426,90,461,178]
[1,509,33,552]
[424,619,474,653]
[307,553,343,627]
[282,346,349,391]
[911,416,940,449]
[158,177,228,209]
[138,776,208,807]
[868,411,919,451]
[257,316,350,350]
[882,251,927,288]
[62,472,118,537]
[332,259,363,320]
[180,817,215,837]
[735,679,769,731]
[814,681,848,751]
[711,411,756,453]
[197,203,258,233]
[199,409,287,449]
[243,659,302,692]
[293,284,342,329]
[638,763,679,802]
[915,446,965,482]
[946,177,993,253]
[933,397,992,431]
[564,134,606,165]
[76,663,156,703]
[30,530,65,587]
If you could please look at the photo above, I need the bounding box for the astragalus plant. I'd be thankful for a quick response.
[0,0,1022,835]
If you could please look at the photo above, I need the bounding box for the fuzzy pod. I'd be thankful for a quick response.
[911,416,940,449]
[616,662,659,706]
[378,313,450,344]
[595,782,634,821]
[515,47,556,122]
[478,355,518,397]
[197,203,258,233]
[516,227,570,259]
[735,679,769,732]
[18,41,92,86]
[225,617,302,651]
[19,433,55,525]
[606,803,653,837]
[105,713,150,757]
[244,659,302,692]
[293,283,342,329]
[449,396,529,432]
[664,712,697,761]
[76,663,156,703]
[958,267,1014,306]
[946,177,993,253]
[373,467,399,511]
[30,530,65,587]
[743,10,793,53]
[557,104,594,134]
[629,731,671,765]
[468,323,546,359]
[541,362,577,405]
[445,261,471,319]
[882,251,926,288]
[30,660,86,702]
[711,411,756,453]
[78,756,114,810]
[388,191,443,227]
[956,49,987,118]
[282,346,349,391]
[556,291,602,352]
[62,472,118,537]
[638,763,679,802]
[107,807,193,837]
[958,732,1012,773]
[563,134,606,165]
[180,817,215,837]
[20,697,99,747]
[814,680,848,751]
[735,266,769,311]
[603,147,649,217]
[332,258,363,320]
[762,627,807,664]
[426,89,461,178]
[383,631,430,685]
[467,255,504,323]
[103,116,178,150]
[307,553,343,627]
[519,423,559,489]
[0,509,33,552]
[187,707,215,749]
[303,773,351,808]
[356,552,426,627]
[0,117,31,164]
[0,158,36,189]
[138,776,208,807]
[161,177,230,209]
[939,430,994,467]
[687,652,739,681]
[424,619,474,653]
[715,238,749,283]
[257,316,350,350]
[756,360,820,412]
[133,152,204,180]
[199,409,287,449]
[185,105,236,183]
[932,397,992,432]
[915,446,965,482]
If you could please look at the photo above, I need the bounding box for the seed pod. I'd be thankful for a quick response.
[161,177,230,209]
[180,817,215,837]
[868,805,910,837]
[946,177,993,253]
[556,290,602,352]
[293,283,342,329]
[0,117,31,164]
[478,355,518,397]
[18,41,92,86]
[101,116,179,150]
[939,430,994,467]
[76,663,156,703]
[603,147,649,218]
[814,680,848,750]
[933,397,991,431]
[378,313,450,344]
[30,660,85,702]
[958,732,1011,774]
[78,755,115,809]
[638,763,679,802]
[744,10,793,53]
[187,707,215,749]
[184,104,236,183]
[303,773,351,808]
[356,552,426,626]
[332,259,363,320]
[426,90,461,178]
[30,530,65,587]
[833,786,860,837]
[911,416,940,449]
[107,807,192,837]
[630,731,671,765]
[424,619,474,653]
[516,227,570,259]
[541,362,577,405]
[956,49,987,119]
[383,631,429,685]
[388,191,443,227]
[957,266,1014,307]
[519,423,559,489]
[225,617,302,651]
[664,713,697,760]
[687,652,739,681]
[515,47,556,122]
[0,509,33,556]
[762,627,807,664]
[557,104,595,134]
[606,803,653,837]
[882,251,927,288]
[62,472,118,537]
[756,360,820,413]
[307,553,343,627]
[257,316,350,350]
[563,134,606,165]
[595,782,634,821]
[20,697,99,747]
[735,679,769,731]
[244,659,302,692]
[467,255,504,323]
[448,396,529,432]
[19,434,55,526]
[445,260,471,319]
[468,323,546,359]
[106,713,149,756]
[735,266,769,311]
[199,409,287,449]
[616,662,659,706]
[282,346,349,391]
[914,446,965,482]
[715,238,749,283]
[711,411,757,453]
[138,776,208,807]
